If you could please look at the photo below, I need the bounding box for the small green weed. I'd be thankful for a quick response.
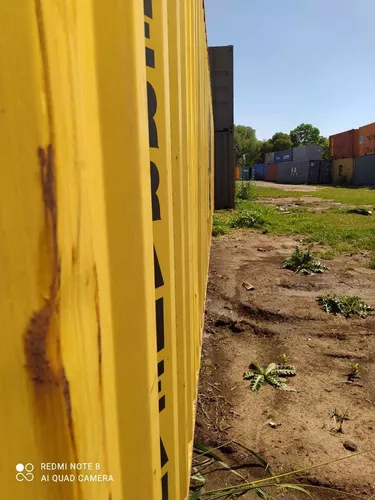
[279,353,289,364]
[229,210,266,229]
[331,409,351,434]
[317,294,373,318]
[281,247,326,275]
[235,181,253,201]
[348,362,361,382]
[212,215,228,236]
[369,255,375,269]
[243,362,296,392]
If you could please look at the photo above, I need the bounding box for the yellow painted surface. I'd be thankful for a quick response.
[0,0,213,499]
[332,158,354,184]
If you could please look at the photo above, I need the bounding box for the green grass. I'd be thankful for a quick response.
[229,210,266,229]
[214,201,375,256]
[235,181,252,200]
[212,215,228,236]
[214,184,375,261]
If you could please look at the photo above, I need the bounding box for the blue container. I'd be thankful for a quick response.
[274,149,293,163]
[240,166,250,180]
[254,163,266,180]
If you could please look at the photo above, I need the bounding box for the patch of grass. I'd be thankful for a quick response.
[229,210,266,229]
[229,200,375,255]
[316,249,336,260]
[212,215,228,236]
[317,186,375,206]
[281,247,326,275]
[235,181,253,201]
[251,185,311,200]
[317,294,373,318]
[369,254,375,269]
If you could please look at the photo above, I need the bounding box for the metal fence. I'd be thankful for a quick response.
[0,1,214,499]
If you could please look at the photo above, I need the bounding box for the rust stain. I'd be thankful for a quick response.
[25,145,60,384]
[61,366,78,463]
[72,245,78,266]
[23,146,79,482]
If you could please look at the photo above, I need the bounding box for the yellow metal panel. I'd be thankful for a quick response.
[93,0,161,498]
[332,158,354,184]
[0,1,161,499]
[179,0,195,449]
[144,0,181,498]
[166,0,190,496]
[0,0,214,498]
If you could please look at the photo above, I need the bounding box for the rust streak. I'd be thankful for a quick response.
[25,145,60,384]
[72,245,78,266]
[24,145,79,476]
[61,367,78,463]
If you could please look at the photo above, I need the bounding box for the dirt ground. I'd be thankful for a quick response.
[254,181,320,192]
[195,231,375,499]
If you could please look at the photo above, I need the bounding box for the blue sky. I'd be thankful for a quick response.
[205,0,375,140]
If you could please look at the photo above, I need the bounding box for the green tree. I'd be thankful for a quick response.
[290,123,321,147]
[256,140,273,164]
[270,132,292,152]
[319,136,329,160]
[234,125,262,165]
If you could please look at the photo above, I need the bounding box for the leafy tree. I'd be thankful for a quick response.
[319,136,329,160]
[234,125,262,165]
[270,132,292,152]
[290,123,321,147]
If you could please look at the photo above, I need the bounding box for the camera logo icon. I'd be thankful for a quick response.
[16,463,34,482]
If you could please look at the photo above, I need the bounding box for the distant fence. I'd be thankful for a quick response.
[0,1,213,499]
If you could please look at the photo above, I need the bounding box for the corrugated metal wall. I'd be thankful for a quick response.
[274,149,293,163]
[293,146,323,162]
[209,45,235,209]
[359,122,375,156]
[0,1,213,499]
[277,161,310,184]
[308,161,332,185]
[208,45,234,131]
[240,166,250,180]
[329,129,359,159]
[332,158,354,184]
[254,163,266,180]
[214,130,235,208]
[354,155,375,185]
[264,152,274,165]
[265,163,278,181]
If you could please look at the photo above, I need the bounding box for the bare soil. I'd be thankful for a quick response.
[254,181,320,192]
[195,232,375,499]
